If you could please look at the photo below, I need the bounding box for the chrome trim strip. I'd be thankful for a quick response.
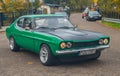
[56,45,109,54]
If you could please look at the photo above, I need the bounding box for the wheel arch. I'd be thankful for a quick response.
[9,35,14,39]
[39,43,55,56]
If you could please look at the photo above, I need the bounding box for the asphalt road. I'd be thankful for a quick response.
[0,13,120,76]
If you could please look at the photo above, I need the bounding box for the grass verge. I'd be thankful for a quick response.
[102,20,120,30]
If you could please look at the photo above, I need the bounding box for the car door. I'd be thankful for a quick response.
[14,18,25,48]
[14,17,35,51]
[20,17,35,51]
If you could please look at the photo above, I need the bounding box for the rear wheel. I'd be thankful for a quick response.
[39,44,55,66]
[9,37,19,52]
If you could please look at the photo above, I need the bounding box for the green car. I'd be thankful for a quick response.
[6,14,110,66]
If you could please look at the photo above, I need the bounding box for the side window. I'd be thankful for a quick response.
[17,18,24,27]
[23,18,32,29]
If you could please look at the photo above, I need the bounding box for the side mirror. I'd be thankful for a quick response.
[73,25,78,30]
[74,25,78,28]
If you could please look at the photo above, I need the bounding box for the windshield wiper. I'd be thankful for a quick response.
[56,27,74,29]
[36,27,50,29]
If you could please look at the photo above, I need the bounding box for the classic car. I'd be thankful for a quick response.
[6,14,110,66]
[86,11,102,21]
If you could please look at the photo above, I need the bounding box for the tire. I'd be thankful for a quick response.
[9,37,19,52]
[82,16,84,19]
[86,17,89,21]
[85,17,88,21]
[39,44,55,66]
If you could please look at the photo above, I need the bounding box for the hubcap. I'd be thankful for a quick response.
[9,38,14,50]
[40,47,48,63]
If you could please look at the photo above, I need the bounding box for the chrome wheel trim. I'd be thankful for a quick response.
[9,38,14,50]
[40,47,48,63]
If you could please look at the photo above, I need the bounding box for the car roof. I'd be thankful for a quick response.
[20,14,65,18]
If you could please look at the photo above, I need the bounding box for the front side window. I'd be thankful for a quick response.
[23,18,32,29]
[17,18,24,27]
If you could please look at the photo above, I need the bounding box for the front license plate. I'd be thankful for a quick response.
[79,50,96,56]
[95,17,98,19]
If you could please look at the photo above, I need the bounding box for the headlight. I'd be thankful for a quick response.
[66,42,72,48]
[60,42,72,49]
[99,39,104,45]
[99,38,109,45]
[60,42,66,49]
[103,38,109,44]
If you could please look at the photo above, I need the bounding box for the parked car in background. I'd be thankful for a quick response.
[6,14,110,66]
[86,11,102,21]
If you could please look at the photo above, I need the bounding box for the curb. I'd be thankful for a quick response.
[96,20,120,31]
[0,26,7,33]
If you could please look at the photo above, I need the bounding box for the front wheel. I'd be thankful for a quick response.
[39,44,55,66]
[9,37,19,52]
[86,17,89,21]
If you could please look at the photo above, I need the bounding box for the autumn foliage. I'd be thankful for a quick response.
[0,0,41,13]
[98,0,120,14]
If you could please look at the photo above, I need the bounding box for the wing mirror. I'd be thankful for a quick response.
[73,25,78,30]
[74,25,78,28]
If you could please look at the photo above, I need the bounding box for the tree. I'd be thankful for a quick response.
[0,0,25,12]
[0,0,42,13]
[67,0,93,11]
[114,0,120,13]
[0,0,6,12]
[43,0,93,12]
[98,0,120,14]
[34,0,43,9]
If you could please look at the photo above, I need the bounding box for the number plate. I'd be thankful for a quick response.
[95,17,98,19]
[79,50,96,56]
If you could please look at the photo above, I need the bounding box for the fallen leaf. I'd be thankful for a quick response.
[27,62,33,65]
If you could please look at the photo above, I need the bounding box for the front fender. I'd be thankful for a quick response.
[33,32,62,55]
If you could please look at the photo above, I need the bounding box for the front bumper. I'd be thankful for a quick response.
[56,45,109,55]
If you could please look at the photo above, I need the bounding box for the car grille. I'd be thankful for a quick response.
[72,40,99,48]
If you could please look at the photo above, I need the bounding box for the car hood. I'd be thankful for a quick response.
[36,29,106,41]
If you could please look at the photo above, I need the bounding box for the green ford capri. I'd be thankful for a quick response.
[6,14,110,66]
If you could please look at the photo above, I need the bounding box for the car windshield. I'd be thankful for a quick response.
[35,17,74,29]
[55,12,67,16]
[89,11,100,16]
